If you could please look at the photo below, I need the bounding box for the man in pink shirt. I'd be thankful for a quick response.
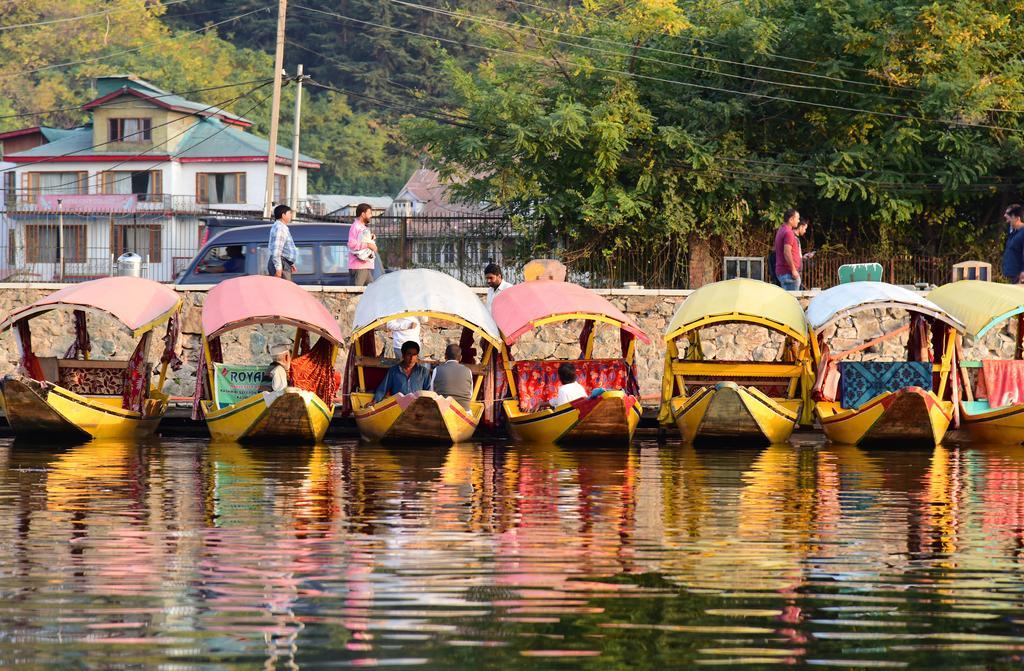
[773,208,801,290]
[347,203,378,286]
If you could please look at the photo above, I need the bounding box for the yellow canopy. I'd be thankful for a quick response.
[927,281,1024,339]
[664,278,809,343]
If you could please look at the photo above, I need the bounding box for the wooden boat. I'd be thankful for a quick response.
[807,282,965,446]
[928,281,1024,444]
[491,280,651,444]
[195,276,343,443]
[344,269,505,443]
[659,278,814,444]
[0,277,182,441]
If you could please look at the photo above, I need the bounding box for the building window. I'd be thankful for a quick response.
[274,174,288,204]
[464,241,502,267]
[7,229,15,266]
[3,171,14,207]
[112,224,161,260]
[108,118,152,143]
[101,170,162,201]
[413,241,456,266]
[25,224,86,263]
[23,171,88,202]
[196,172,246,204]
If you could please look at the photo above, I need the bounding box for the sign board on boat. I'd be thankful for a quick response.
[213,363,266,408]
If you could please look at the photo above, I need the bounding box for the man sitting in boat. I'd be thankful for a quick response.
[429,343,473,410]
[261,344,292,393]
[549,362,587,407]
[373,340,431,402]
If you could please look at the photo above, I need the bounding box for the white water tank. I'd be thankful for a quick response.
[116,252,142,277]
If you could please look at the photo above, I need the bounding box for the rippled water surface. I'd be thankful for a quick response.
[5,438,1024,669]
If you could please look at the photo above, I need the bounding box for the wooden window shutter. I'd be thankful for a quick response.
[150,170,162,195]
[22,172,31,204]
[150,226,161,259]
[196,173,207,203]
[100,171,110,194]
[77,172,88,194]
[238,173,246,203]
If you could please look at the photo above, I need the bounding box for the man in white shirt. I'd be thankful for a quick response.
[385,316,428,358]
[484,263,513,310]
[262,343,291,392]
[551,362,587,407]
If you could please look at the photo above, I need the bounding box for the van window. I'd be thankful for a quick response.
[320,244,350,274]
[257,246,315,275]
[194,245,246,275]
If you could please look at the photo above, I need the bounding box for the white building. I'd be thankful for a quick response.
[0,75,320,281]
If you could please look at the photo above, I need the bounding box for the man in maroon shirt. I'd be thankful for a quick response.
[774,209,801,290]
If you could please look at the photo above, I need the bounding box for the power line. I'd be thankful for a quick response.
[0,5,272,80]
[293,4,1023,133]
[0,78,275,122]
[0,0,192,32]
[4,81,275,194]
[304,78,484,130]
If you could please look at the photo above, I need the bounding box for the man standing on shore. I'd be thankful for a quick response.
[1003,204,1024,284]
[268,204,297,280]
[774,209,802,291]
[484,263,513,310]
[348,203,378,287]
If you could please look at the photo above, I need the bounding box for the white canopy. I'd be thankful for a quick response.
[352,268,502,344]
[806,281,964,333]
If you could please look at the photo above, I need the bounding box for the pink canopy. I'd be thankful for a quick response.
[202,275,343,343]
[491,280,651,345]
[0,276,181,337]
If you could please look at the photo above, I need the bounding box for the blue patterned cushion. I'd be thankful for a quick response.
[838,361,933,409]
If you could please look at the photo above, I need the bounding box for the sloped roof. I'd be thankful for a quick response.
[5,118,321,166]
[309,194,393,215]
[87,75,252,126]
[394,168,498,216]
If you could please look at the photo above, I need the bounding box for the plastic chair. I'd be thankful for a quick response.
[838,263,883,284]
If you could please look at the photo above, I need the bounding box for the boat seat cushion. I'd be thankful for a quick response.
[514,359,630,412]
[838,361,933,409]
[58,363,127,396]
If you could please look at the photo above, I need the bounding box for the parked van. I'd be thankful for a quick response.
[175,223,382,286]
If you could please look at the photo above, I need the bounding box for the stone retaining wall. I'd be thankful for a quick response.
[0,284,1015,404]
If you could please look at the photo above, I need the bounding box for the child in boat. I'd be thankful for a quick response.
[551,362,587,407]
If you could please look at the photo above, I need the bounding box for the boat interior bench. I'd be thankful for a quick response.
[37,357,144,396]
[671,360,802,398]
[513,359,630,412]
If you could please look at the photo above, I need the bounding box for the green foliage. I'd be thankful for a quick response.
[403,0,1024,258]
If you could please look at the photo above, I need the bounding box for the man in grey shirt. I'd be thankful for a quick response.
[429,344,474,410]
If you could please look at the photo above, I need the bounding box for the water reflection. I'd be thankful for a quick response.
[3,439,1024,668]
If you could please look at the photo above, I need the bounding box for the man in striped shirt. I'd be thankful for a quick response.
[268,204,298,280]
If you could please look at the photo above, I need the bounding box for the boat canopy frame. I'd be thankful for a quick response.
[807,281,964,335]
[927,280,1024,341]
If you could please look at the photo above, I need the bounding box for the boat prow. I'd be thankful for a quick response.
[960,400,1024,445]
[354,391,481,443]
[672,381,801,444]
[817,386,952,446]
[504,390,641,444]
[0,374,163,441]
[205,388,334,443]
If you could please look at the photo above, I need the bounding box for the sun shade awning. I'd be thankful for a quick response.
[202,275,343,343]
[928,280,1024,340]
[0,276,181,338]
[664,278,809,343]
[806,281,964,334]
[351,269,502,345]
[491,280,651,346]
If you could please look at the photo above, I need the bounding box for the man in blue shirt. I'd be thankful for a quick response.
[1002,204,1024,283]
[268,204,298,280]
[373,340,431,403]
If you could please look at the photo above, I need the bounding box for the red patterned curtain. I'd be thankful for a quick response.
[290,336,339,404]
[161,314,183,371]
[458,326,477,364]
[578,320,595,359]
[191,337,221,420]
[63,310,90,360]
[297,329,312,356]
[121,332,150,412]
[16,321,45,381]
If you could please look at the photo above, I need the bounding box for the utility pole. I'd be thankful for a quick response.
[57,198,64,282]
[289,64,304,212]
[263,0,288,219]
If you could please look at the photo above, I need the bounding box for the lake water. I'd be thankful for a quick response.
[3,437,1024,669]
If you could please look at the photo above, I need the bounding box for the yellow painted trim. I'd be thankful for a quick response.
[525,312,631,335]
[666,312,808,345]
[353,310,503,349]
[670,361,804,377]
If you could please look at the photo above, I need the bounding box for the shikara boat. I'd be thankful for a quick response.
[0,277,182,441]
[344,269,504,443]
[659,278,814,443]
[196,275,343,443]
[807,282,965,446]
[491,280,651,444]
[928,280,1024,444]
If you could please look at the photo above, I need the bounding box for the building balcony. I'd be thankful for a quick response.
[3,194,274,215]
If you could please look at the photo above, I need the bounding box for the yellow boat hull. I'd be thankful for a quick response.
[816,387,952,446]
[204,389,333,443]
[352,391,481,443]
[960,401,1024,444]
[503,390,641,444]
[0,375,163,441]
[671,382,801,444]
